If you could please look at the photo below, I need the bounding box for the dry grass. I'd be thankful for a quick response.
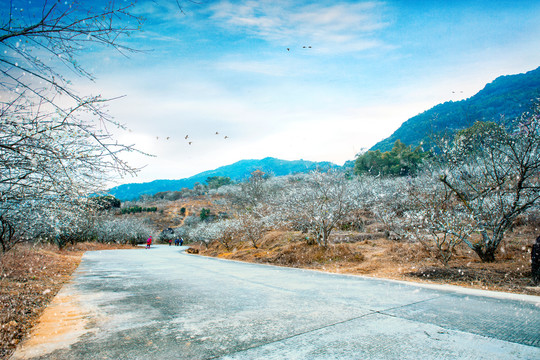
[196,226,540,296]
[0,242,136,360]
[263,242,364,267]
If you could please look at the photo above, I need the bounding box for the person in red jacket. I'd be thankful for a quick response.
[146,236,152,249]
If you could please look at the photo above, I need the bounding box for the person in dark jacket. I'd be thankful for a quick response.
[532,236,540,285]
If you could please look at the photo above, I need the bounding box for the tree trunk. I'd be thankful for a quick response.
[473,244,496,262]
[322,228,331,248]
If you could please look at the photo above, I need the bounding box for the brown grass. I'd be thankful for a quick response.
[0,242,136,360]
[264,242,364,267]
[196,227,540,296]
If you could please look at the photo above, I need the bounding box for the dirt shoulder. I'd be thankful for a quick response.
[0,242,136,360]
[195,229,540,297]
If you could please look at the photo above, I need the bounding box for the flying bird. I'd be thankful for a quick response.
[166,136,170,140]
[185,135,189,139]
[287,48,290,51]
[188,141,192,145]
[215,131,219,135]
[224,136,228,139]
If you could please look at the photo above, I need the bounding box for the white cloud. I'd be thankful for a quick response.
[216,60,289,76]
[209,0,389,53]
[75,0,540,187]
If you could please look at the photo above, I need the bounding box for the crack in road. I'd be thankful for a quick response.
[207,295,446,359]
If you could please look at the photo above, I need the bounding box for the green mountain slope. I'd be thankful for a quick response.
[109,157,339,200]
[371,66,540,151]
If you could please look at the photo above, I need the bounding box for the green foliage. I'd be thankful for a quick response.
[371,66,540,151]
[453,121,507,155]
[200,208,211,221]
[108,157,340,201]
[354,140,427,176]
[153,191,184,201]
[121,206,158,214]
[90,195,121,210]
[206,176,232,189]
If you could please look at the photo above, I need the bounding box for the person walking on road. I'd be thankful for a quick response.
[146,236,152,249]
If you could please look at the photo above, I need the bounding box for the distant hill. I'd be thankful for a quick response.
[109,157,339,201]
[371,66,540,151]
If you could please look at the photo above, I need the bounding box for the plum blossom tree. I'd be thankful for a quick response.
[406,175,474,265]
[435,105,540,262]
[189,222,219,249]
[97,217,154,246]
[209,219,243,251]
[0,0,142,108]
[208,177,286,249]
[0,1,145,254]
[236,212,266,249]
[280,171,357,248]
[366,176,412,240]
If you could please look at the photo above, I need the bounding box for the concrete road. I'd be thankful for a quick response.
[13,245,540,359]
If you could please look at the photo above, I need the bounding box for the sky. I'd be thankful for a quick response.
[74,0,540,185]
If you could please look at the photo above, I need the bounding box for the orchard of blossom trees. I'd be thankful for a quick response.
[184,104,540,264]
[0,1,149,254]
[1,2,538,267]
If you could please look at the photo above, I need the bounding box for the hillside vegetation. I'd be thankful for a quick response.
[372,66,540,151]
[109,157,339,201]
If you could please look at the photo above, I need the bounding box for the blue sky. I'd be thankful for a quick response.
[75,0,540,184]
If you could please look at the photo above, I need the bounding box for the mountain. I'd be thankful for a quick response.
[109,157,339,201]
[371,66,540,151]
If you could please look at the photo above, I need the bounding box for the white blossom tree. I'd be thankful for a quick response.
[97,217,154,246]
[406,175,474,265]
[366,176,412,240]
[189,222,218,249]
[280,171,357,248]
[236,212,266,249]
[434,105,540,262]
[0,1,146,254]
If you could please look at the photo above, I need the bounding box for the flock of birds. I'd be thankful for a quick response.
[144,45,315,145]
[183,132,229,145]
[287,45,312,51]
[151,132,229,145]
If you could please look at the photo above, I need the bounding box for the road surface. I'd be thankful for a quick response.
[13,245,540,359]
